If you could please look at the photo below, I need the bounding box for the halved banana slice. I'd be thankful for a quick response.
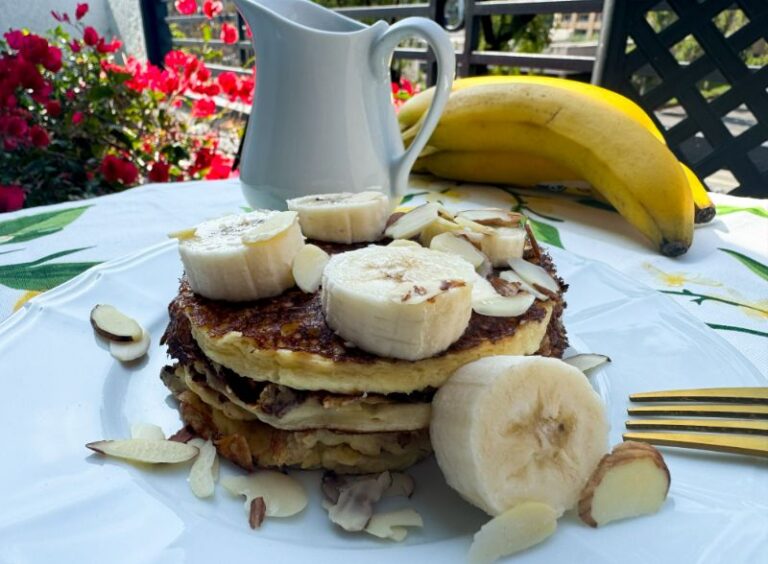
[384,203,439,240]
[287,191,390,243]
[431,356,609,517]
[178,211,304,301]
[430,232,487,269]
[479,227,526,267]
[292,244,330,294]
[321,245,476,361]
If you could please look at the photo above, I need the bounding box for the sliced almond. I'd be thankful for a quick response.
[468,502,558,564]
[499,270,548,301]
[578,441,670,528]
[508,257,559,295]
[387,239,422,248]
[222,471,307,518]
[384,472,415,498]
[86,438,198,464]
[418,216,462,246]
[453,214,496,235]
[187,438,218,498]
[384,203,439,240]
[130,422,165,441]
[326,471,391,532]
[167,227,197,240]
[109,329,151,362]
[241,211,298,245]
[434,202,456,220]
[292,243,329,293]
[90,304,143,342]
[457,209,523,228]
[430,232,488,269]
[365,509,423,542]
[564,353,611,374]
[472,293,535,318]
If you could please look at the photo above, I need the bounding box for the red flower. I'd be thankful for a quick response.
[51,11,70,23]
[65,89,76,100]
[220,23,238,44]
[69,40,82,53]
[0,185,25,213]
[20,34,50,65]
[192,97,216,118]
[206,153,233,179]
[43,46,63,72]
[100,155,138,185]
[75,3,89,20]
[203,0,222,18]
[119,160,139,185]
[3,115,29,139]
[46,100,62,117]
[29,125,50,147]
[217,71,238,98]
[96,38,122,54]
[148,160,171,182]
[83,26,100,47]
[175,0,197,15]
[4,31,24,50]
[71,111,84,124]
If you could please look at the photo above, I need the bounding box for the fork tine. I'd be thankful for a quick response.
[623,432,768,457]
[627,404,768,418]
[629,387,768,404]
[625,418,768,435]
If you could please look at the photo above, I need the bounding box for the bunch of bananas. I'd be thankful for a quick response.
[399,76,716,257]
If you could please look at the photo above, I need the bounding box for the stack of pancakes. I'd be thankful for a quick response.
[161,243,568,474]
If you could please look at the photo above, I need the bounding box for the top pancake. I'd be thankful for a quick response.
[172,246,567,395]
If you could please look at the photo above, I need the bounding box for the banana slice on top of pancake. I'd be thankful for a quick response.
[321,245,476,361]
[175,211,304,302]
[287,191,390,244]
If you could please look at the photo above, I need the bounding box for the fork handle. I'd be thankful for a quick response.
[623,432,768,457]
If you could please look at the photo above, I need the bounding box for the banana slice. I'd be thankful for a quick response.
[429,232,487,269]
[479,227,526,267]
[431,356,609,516]
[418,216,462,246]
[286,191,390,243]
[178,211,304,301]
[321,245,476,361]
[292,244,330,294]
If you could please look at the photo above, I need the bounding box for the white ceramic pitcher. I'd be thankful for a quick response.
[233,0,455,209]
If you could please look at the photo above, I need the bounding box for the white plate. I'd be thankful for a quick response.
[1,240,766,564]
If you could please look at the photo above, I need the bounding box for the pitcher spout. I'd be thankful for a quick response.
[233,0,365,35]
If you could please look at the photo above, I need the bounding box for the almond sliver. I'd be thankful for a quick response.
[86,439,198,464]
[188,438,218,498]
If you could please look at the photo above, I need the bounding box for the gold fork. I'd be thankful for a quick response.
[623,387,768,457]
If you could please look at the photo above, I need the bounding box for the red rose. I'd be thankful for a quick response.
[148,160,171,183]
[75,3,89,20]
[119,159,139,185]
[0,185,25,212]
[71,111,84,124]
[192,97,216,118]
[203,0,223,19]
[29,125,50,147]
[217,71,238,98]
[70,40,82,53]
[4,31,25,51]
[174,0,197,15]
[20,34,50,65]
[5,116,28,138]
[83,26,100,47]
[66,90,76,100]
[46,100,62,117]
[43,46,63,72]
[205,153,233,179]
[220,23,238,44]
[100,155,122,183]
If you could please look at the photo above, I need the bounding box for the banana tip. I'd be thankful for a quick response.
[694,206,716,224]
[660,240,690,257]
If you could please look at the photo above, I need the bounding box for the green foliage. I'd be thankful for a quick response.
[0,206,90,245]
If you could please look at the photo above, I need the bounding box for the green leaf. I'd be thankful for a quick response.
[202,24,213,43]
[399,191,429,205]
[0,206,90,245]
[527,217,563,248]
[716,205,768,218]
[706,323,768,338]
[0,262,100,291]
[0,247,99,290]
[719,248,768,282]
[87,84,115,101]
[241,206,253,212]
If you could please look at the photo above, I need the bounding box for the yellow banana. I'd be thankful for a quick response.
[400,75,662,143]
[402,76,715,224]
[422,83,693,256]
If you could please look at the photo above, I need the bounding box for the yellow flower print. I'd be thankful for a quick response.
[13,290,41,312]
[642,262,722,288]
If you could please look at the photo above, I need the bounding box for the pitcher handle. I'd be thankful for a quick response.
[370,18,455,198]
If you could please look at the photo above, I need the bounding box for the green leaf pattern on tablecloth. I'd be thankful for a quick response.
[0,206,90,245]
[527,217,563,248]
[715,205,768,218]
[719,248,768,282]
[0,248,100,291]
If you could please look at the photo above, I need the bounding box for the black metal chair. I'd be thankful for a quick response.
[593,0,768,197]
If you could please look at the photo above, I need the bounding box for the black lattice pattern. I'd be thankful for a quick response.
[595,0,768,196]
